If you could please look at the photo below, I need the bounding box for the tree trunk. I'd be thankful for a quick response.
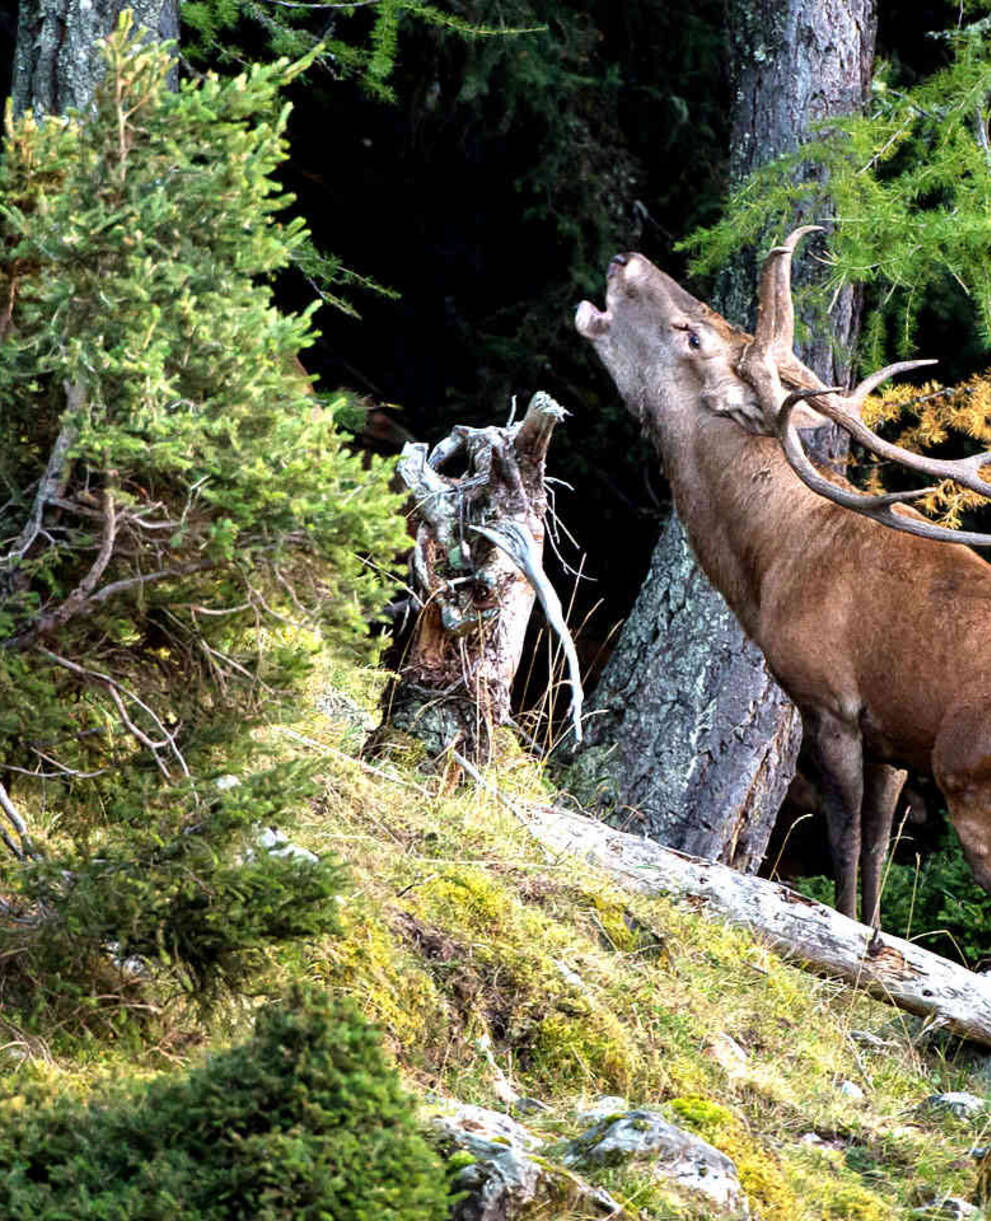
[374,393,570,764]
[566,0,877,871]
[13,0,179,117]
[564,514,801,872]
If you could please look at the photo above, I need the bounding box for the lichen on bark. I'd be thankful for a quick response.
[13,0,178,118]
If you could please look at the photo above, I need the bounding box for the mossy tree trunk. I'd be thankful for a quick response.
[565,0,877,871]
[13,0,179,117]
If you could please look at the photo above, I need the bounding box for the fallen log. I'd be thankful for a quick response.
[526,804,991,1048]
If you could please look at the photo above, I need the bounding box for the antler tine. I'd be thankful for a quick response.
[741,226,828,430]
[777,388,991,546]
[753,225,825,354]
[847,359,939,408]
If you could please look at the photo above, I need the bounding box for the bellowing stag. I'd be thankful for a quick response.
[576,227,991,926]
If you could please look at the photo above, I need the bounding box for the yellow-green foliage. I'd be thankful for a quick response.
[860,368,991,532]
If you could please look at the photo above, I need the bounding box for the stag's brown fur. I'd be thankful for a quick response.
[577,249,991,924]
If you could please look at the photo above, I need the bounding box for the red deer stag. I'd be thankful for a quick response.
[576,227,991,926]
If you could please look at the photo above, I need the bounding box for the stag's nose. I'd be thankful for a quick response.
[607,253,630,279]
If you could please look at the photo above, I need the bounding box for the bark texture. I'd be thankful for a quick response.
[13,0,179,117]
[566,515,801,871]
[721,0,877,395]
[567,0,877,871]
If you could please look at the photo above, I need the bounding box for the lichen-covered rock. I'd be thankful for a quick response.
[921,1092,988,1120]
[574,1095,629,1126]
[430,1101,541,1158]
[428,1101,621,1221]
[562,1108,749,1216]
[446,1142,546,1221]
[427,1098,619,1221]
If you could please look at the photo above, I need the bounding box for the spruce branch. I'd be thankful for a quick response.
[30,489,118,638]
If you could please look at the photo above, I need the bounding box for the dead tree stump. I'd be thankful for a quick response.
[375,392,570,764]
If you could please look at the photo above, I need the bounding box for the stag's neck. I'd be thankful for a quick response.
[652,411,822,638]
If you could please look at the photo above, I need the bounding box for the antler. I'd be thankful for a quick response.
[737,226,827,416]
[741,227,991,547]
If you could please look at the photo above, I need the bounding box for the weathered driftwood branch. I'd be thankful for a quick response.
[470,520,583,743]
[376,392,579,763]
[526,803,991,1048]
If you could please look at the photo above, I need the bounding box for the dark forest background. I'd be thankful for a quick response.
[0,0,978,649]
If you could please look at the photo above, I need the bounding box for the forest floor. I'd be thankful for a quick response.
[277,660,990,1219]
[7,656,991,1219]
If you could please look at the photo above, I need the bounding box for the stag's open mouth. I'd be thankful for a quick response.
[575,300,611,338]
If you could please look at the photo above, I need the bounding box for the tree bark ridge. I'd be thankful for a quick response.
[13,0,179,117]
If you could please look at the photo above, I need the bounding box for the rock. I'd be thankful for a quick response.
[839,1080,865,1101]
[913,1197,981,1218]
[430,1102,540,1156]
[512,1097,552,1116]
[920,1092,988,1120]
[428,1101,622,1221]
[315,687,375,730]
[562,1109,749,1216]
[574,1095,629,1125]
[445,1141,546,1221]
[252,826,319,864]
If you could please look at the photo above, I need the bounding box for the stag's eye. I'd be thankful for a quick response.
[673,323,702,350]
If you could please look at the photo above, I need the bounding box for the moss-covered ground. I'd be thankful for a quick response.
[2,658,990,1219]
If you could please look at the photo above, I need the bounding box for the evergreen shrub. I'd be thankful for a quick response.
[0,21,404,1015]
[0,984,451,1219]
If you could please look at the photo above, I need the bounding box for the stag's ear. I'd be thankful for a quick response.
[700,375,767,431]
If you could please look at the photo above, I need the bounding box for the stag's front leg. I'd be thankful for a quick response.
[859,762,906,930]
[802,709,864,919]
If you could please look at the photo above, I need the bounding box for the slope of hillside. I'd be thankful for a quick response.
[0,661,988,1219]
[282,673,991,1219]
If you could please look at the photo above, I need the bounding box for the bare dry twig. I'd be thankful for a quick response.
[38,649,192,783]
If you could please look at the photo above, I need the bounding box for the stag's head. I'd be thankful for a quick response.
[575,228,841,443]
[575,227,991,546]
[575,253,764,434]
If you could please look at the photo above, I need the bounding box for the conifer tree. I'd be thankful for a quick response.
[0,19,405,1005]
